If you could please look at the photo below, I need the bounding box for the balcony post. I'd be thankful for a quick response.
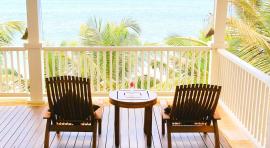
[25,0,44,104]
[209,0,228,84]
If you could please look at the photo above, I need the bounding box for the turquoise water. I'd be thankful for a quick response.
[0,0,213,45]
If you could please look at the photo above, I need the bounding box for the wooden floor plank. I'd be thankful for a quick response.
[0,107,29,143]
[98,106,109,148]
[128,109,137,148]
[152,106,162,148]
[4,107,44,147]
[172,134,183,147]
[0,106,21,134]
[193,133,207,148]
[200,133,215,148]
[105,106,114,148]
[2,107,32,146]
[120,108,129,148]
[82,132,92,148]
[66,132,78,147]
[0,106,14,125]
[19,111,44,147]
[74,132,85,148]
[134,109,146,148]
[0,105,231,148]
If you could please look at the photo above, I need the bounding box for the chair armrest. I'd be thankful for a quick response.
[213,111,221,120]
[43,111,51,119]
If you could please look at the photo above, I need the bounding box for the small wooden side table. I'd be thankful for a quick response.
[109,89,157,147]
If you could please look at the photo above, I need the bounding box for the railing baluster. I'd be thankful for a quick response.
[128,51,131,83]
[184,51,188,84]
[57,51,61,76]
[110,51,113,90]
[97,51,100,91]
[17,51,22,91]
[191,51,195,84]
[116,51,119,89]
[197,51,201,83]
[3,52,8,91]
[64,52,68,75]
[122,51,125,89]
[160,51,163,90]
[135,51,138,88]
[203,51,207,84]
[166,51,169,89]
[178,51,182,85]
[10,51,15,92]
[23,51,28,92]
[141,51,144,89]
[52,51,56,76]
[90,52,94,91]
[103,51,106,91]
[172,51,175,88]
[147,51,150,90]
[154,51,157,89]
[83,53,87,78]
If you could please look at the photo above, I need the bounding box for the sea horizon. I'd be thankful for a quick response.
[0,0,213,45]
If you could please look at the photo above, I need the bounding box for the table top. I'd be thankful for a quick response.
[109,89,157,108]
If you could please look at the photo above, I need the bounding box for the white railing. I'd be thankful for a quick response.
[217,49,270,147]
[0,47,29,96]
[43,46,211,95]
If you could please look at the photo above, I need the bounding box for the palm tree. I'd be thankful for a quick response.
[164,0,270,74]
[227,0,270,74]
[0,21,24,46]
[0,21,25,92]
[72,18,142,90]
[80,17,141,46]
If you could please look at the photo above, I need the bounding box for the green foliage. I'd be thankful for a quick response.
[227,0,270,74]
[80,17,141,46]
[165,36,208,46]
[0,21,25,46]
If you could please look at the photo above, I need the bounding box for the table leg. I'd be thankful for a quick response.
[115,106,120,147]
[144,106,153,147]
[144,108,147,134]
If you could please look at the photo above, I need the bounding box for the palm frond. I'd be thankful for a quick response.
[165,36,208,46]
[0,21,24,46]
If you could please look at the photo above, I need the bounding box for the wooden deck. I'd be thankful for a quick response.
[0,105,230,148]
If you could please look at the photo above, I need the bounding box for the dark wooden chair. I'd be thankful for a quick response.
[161,84,222,148]
[43,76,102,148]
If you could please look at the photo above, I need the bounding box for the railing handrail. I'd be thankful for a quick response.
[218,48,270,87]
[0,47,26,51]
[42,46,211,51]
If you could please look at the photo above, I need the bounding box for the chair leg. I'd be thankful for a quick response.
[162,119,165,135]
[98,119,102,135]
[167,124,172,148]
[204,121,211,134]
[44,119,50,148]
[92,122,97,148]
[213,120,220,148]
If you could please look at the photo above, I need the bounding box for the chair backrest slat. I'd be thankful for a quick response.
[45,75,94,124]
[170,84,221,123]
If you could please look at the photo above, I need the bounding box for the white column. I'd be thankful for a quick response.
[209,0,228,84]
[213,0,228,49]
[25,0,44,104]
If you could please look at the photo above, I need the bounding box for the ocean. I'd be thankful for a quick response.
[0,0,214,45]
